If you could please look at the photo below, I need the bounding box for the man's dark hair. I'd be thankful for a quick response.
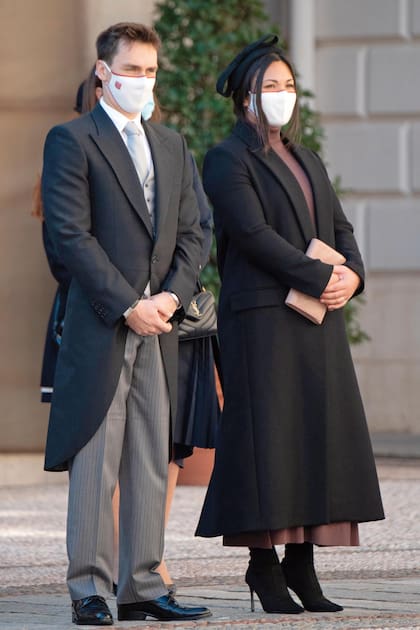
[96,22,161,63]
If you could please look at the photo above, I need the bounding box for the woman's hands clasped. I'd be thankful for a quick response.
[320,265,361,311]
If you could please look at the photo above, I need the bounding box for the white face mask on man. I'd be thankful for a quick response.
[102,61,156,116]
[248,90,297,128]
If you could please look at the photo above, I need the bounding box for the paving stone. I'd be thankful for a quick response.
[0,461,419,628]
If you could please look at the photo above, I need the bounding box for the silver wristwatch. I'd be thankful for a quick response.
[166,291,180,309]
[123,297,140,319]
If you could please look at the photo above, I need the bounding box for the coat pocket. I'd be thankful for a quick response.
[230,287,286,312]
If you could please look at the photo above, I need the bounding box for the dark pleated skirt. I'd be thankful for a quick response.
[173,335,220,461]
[40,288,67,402]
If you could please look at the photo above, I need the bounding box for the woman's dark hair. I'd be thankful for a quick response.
[96,22,161,64]
[74,66,103,114]
[232,51,301,151]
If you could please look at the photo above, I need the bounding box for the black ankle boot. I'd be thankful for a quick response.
[245,547,303,614]
[249,546,280,568]
[281,543,343,612]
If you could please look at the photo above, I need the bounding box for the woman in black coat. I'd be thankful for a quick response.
[196,35,384,615]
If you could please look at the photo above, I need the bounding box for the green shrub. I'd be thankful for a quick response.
[154,0,367,344]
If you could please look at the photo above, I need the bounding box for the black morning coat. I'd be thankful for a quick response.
[196,121,384,537]
[41,103,203,472]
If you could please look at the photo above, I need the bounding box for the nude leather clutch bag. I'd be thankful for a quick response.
[285,238,346,325]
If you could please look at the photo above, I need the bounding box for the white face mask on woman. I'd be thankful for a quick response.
[248,90,297,128]
[102,61,156,115]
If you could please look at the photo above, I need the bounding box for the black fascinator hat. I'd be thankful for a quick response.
[216,34,284,97]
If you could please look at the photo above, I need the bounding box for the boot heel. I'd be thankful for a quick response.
[245,564,304,614]
[117,609,147,621]
[249,586,255,612]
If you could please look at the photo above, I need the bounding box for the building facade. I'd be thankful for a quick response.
[314,0,420,433]
[0,0,418,455]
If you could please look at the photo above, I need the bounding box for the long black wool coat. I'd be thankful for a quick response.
[196,121,384,538]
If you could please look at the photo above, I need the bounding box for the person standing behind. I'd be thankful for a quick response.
[42,22,211,625]
[36,70,103,403]
[196,35,384,615]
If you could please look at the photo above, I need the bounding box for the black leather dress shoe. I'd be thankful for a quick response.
[72,595,113,626]
[118,594,211,621]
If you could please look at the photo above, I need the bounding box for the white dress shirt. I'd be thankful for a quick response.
[99,97,153,169]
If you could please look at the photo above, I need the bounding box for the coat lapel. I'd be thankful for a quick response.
[234,122,319,245]
[143,122,174,239]
[259,148,316,243]
[291,146,333,244]
[89,104,154,239]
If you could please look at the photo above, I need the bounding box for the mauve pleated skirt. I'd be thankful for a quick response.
[223,522,360,547]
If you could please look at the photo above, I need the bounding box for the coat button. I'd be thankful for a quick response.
[151,255,159,263]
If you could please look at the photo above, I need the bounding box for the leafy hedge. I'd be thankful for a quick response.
[154,0,368,344]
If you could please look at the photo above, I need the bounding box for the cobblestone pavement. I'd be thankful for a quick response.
[0,458,419,629]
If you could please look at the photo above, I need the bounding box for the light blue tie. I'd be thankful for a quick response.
[124,121,149,186]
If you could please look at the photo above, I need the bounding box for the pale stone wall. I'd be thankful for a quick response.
[353,273,420,432]
[314,0,420,433]
[0,0,154,451]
